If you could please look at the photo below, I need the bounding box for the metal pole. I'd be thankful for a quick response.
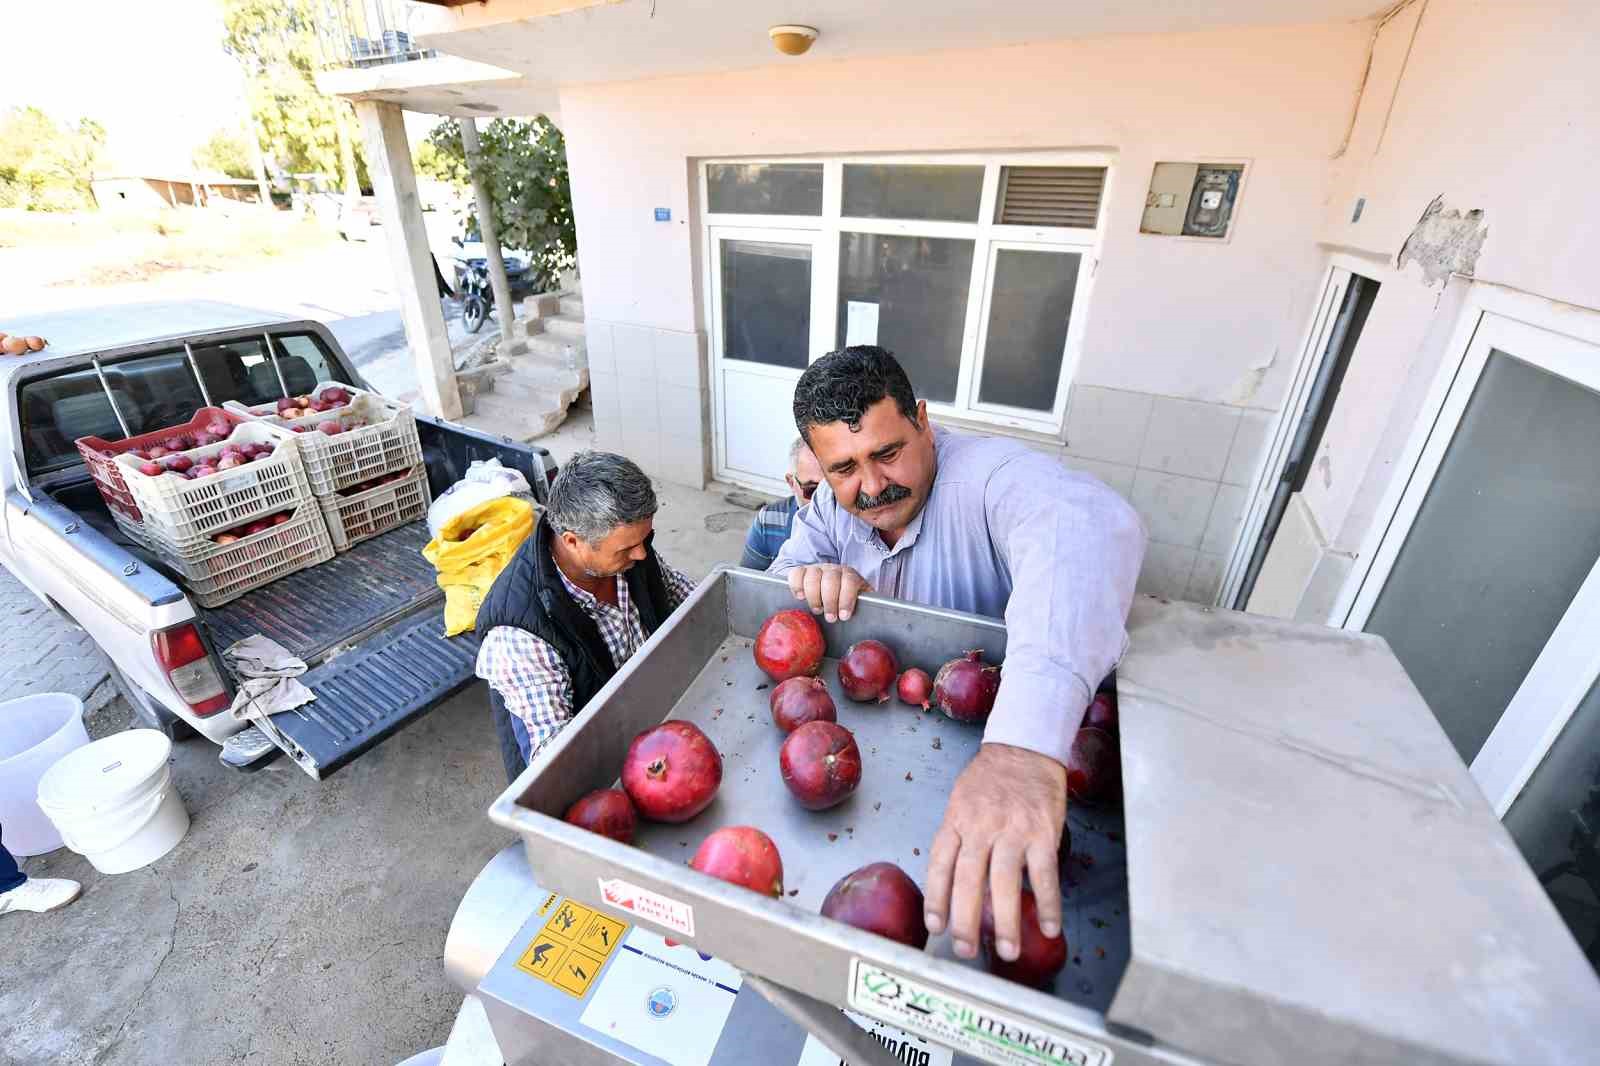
[263,333,291,398]
[90,356,132,438]
[459,117,517,331]
[183,342,214,408]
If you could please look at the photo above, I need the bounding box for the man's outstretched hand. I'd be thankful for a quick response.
[923,743,1066,961]
[786,563,870,623]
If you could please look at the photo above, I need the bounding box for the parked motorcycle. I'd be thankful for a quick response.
[460,262,493,334]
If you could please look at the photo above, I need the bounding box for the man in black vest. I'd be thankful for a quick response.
[476,452,697,783]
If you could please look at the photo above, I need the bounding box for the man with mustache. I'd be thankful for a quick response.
[771,345,1145,972]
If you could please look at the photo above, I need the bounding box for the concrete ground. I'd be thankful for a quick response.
[1,404,768,1066]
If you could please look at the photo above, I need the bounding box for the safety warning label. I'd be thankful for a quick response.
[516,895,630,999]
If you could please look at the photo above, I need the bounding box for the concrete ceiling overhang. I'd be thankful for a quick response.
[415,0,1395,89]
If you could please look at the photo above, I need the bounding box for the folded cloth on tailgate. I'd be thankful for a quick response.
[224,634,315,725]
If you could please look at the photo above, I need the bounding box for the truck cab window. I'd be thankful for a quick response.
[19,332,350,477]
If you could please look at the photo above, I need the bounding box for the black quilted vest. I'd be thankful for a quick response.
[477,515,673,715]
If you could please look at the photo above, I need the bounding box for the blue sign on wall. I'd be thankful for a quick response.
[654,207,671,222]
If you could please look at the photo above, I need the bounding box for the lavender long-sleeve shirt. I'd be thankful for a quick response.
[770,428,1146,767]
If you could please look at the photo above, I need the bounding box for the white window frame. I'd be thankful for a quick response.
[700,151,1110,446]
[1332,285,1600,816]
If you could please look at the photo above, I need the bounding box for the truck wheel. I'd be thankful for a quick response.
[111,665,198,741]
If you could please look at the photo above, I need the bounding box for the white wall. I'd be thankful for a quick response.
[1249,0,1600,620]
[557,21,1371,597]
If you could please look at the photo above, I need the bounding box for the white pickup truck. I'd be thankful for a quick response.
[0,302,552,777]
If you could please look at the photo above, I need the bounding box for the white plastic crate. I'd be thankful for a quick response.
[114,425,313,545]
[148,500,335,608]
[226,385,422,498]
[319,465,432,552]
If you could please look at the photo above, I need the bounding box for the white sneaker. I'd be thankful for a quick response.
[0,877,82,916]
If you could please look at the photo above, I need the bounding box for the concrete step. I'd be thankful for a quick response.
[458,406,569,442]
[524,332,586,366]
[558,295,584,317]
[499,335,528,358]
[543,314,586,340]
[495,370,588,410]
[511,316,546,341]
[520,292,561,319]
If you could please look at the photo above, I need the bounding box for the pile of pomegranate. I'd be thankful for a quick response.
[553,607,1094,991]
[211,510,293,545]
[336,469,414,498]
[127,416,281,482]
[274,387,352,421]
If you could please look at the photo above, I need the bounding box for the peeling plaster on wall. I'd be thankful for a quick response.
[1396,195,1488,285]
[1227,345,1279,406]
[1316,452,1333,489]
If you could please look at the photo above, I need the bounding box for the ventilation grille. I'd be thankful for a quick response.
[995,166,1107,229]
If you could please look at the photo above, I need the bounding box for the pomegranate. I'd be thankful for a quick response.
[934,650,1002,723]
[769,677,837,734]
[205,418,232,438]
[191,465,218,479]
[1083,690,1118,735]
[318,420,343,436]
[162,435,190,452]
[217,455,245,471]
[897,668,933,709]
[1067,726,1121,806]
[146,445,170,460]
[322,386,351,405]
[820,862,928,949]
[564,788,637,844]
[162,454,193,473]
[753,608,826,682]
[980,889,1067,988]
[621,721,723,823]
[271,513,292,526]
[214,533,240,545]
[838,640,898,702]
[137,461,162,477]
[691,826,783,897]
[779,721,862,811]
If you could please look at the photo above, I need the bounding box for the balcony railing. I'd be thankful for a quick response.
[315,0,439,69]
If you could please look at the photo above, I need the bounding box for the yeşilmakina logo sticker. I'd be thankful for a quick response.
[646,986,678,1019]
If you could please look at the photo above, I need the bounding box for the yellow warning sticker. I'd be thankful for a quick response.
[518,896,630,998]
[551,945,608,997]
[545,899,595,943]
[516,935,569,981]
[578,913,626,956]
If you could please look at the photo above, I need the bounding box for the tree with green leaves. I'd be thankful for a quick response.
[0,107,105,211]
[193,129,255,179]
[222,0,363,193]
[421,117,576,291]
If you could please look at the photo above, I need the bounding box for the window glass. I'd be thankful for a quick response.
[721,240,813,369]
[836,233,975,404]
[707,163,823,216]
[842,165,984,222]
[1364,351,1600,762]
[20,332,349,474]
[977,249,1080,411]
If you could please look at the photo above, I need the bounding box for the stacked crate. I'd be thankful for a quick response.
[226,383,430,552]
[76,408,332,607]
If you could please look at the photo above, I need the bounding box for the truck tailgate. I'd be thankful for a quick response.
[264,608,483,778]
[202,521,484,779]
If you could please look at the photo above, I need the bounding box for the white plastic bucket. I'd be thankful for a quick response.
[0,693,90,856]
[36,729,190,874]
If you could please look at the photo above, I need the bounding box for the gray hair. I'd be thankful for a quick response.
[545,451,658,544]
[788,437,809,475]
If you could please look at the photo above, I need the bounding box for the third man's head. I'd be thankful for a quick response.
[792,346,936,538]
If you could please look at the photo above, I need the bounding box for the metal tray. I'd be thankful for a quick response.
[490,567,1146,1061]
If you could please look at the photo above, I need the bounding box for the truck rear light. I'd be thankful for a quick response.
[153,623,230,717]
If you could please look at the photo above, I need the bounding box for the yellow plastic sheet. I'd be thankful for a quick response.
[422,496,535,636]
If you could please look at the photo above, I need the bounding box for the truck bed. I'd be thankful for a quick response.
[201,521,439,671]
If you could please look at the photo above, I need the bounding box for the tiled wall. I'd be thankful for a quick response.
[1040,385,1274,604]
[584,328,1273,605]
[584,319,710,489]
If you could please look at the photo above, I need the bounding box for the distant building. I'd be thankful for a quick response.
[91,175,263,211]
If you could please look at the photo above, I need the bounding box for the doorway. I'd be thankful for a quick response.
[1227,267,1379,609]
[1343,307,1600,970]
